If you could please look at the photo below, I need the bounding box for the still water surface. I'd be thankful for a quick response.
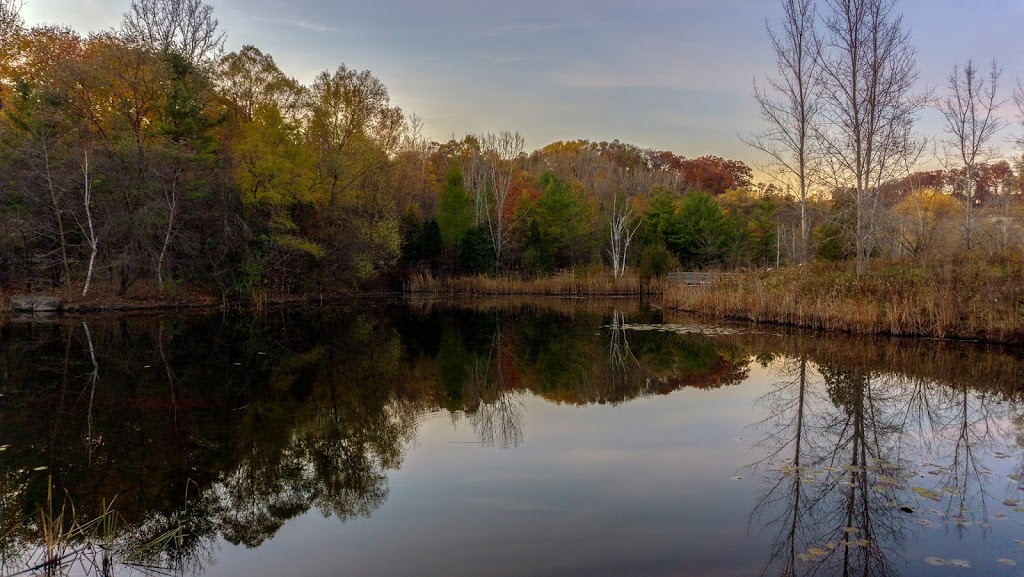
[2,298,1024,576]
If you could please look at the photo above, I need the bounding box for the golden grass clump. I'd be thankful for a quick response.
[665,255,1024,343]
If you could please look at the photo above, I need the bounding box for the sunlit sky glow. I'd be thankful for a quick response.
[22,0,1024,166]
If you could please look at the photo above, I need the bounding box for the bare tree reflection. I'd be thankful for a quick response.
[748,344,1019,577]
[465,319,524,449]
[608,308,639,374]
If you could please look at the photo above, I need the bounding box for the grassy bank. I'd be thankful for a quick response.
[407,271,665,297]
[665,257,1024,343]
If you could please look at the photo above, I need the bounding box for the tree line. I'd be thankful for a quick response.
[1,0,1023,302]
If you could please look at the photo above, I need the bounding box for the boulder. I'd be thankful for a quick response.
[10,295,62,312]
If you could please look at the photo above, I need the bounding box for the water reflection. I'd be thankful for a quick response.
[0,302,1022,576]
[735,331,1023,575]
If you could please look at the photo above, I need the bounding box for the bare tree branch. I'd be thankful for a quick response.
[936,59,1007,251]
[743,0,820,263]
[121,0,225,67]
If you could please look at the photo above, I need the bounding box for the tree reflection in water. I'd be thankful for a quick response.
[0,303,1021,576]
[742,332,1023,576]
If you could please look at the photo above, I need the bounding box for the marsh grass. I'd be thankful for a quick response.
[4,480,184,577]
[666,256,1024,343]
[408,271,665,297]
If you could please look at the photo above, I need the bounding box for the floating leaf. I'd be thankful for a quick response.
[32,466,47,471]
[1003,499,1020,507]
[917,519,932,526]
[947,559,970,568]
[1009,474,1024,482]
[883,500,899,508]
[877,476,900,485]
[807,547,827,556]
[911,487,942,501]
[995,512,1009,520]
[924,557,946,566]
[998,558,1017,566]
[731,476,743,481]
[843,527,860,534]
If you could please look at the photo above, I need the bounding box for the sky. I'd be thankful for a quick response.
[19,0,1024,167]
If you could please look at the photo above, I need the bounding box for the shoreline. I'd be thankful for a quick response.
[663,259,1024,346]
[5,261,1024,347]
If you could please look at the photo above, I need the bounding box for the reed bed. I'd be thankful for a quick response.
[665,256,1024,344]
[408,270,665,297]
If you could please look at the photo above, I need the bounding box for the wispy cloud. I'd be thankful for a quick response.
[251,15,338,33]
[472,18,573,38]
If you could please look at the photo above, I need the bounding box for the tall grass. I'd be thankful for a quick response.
[666,255,1024,343]
[4,481,185,577]
[408,270,665,297]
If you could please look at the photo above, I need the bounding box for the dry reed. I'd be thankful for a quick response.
[665,256,1024,344]
[407,270,665,297]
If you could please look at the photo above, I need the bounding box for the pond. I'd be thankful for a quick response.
[1,297,1024,576]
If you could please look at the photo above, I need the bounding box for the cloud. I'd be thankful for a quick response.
[251,15,338,33]
[472,18,573,38]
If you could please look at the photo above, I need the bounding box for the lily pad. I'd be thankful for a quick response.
[911,487,942,501]
[924,557,946,566]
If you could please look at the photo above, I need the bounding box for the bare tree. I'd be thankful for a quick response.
[937,59,1006,251]
[744,0,820,263]
[456,136,490,225]
[608,194,641,278]
[154,164,183,292]
[121,0,225,67]
[1015,78,1024,151]
[816,0,924,276]
[478,131,526,270]
[80,152,99,296]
